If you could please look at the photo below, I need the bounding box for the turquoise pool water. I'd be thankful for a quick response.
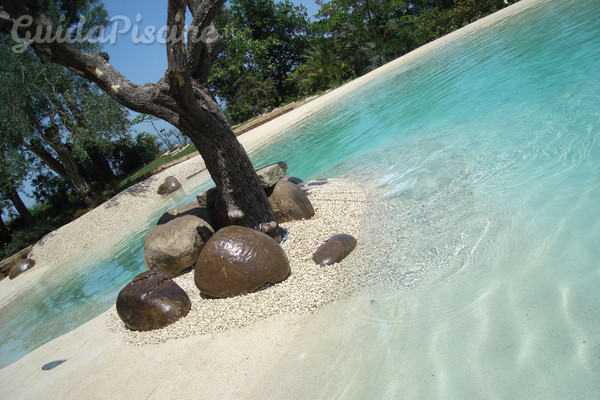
[0,187,210,368]
[248,0,600,397]
[1,2,599,396]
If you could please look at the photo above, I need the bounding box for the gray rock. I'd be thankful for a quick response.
[312,234,357,266]
[9,259,36,280]
[195,226,290,298]
[267,179,315,223]
[145,205,214,278]
[255,162,288,188]
[157,176,181,195]
[116,270,191,331]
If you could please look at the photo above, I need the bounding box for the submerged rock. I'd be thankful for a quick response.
[116,270,191,331]
[42,360,67,371]
[9,259,36,280]
[312,234,357,266]
[195,225,290,298]
[145,203,214,278]
[267,179,315,223]
[157,176,181,195]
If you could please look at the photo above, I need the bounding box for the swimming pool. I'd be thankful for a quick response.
[248,0,600,397]
[1,2,599,395]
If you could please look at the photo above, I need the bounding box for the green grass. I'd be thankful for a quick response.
[115,145,198,190]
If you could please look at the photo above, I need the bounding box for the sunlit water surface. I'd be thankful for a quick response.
[249,0,600,397]
[1,1,599,396]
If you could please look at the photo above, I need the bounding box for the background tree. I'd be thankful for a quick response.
[0,26,133,206]
[210,0,311,123]
[1,0,283,240]
[286,42,353,95]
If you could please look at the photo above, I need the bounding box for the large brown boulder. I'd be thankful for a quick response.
[267,179,315,223]
[157,176,181,195]
[312,234,357,266]
[195,226,290,298]
[144,203,214,278]
[9,259,36,280]
[116,270,191,331]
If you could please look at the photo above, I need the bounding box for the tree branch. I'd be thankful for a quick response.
[166,0,198,112]
[191,23,224,83]
[186,0,226,80]
[0,11,178,124]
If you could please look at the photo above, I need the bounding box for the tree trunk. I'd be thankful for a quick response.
[40,126,95,208]
[178,109,281,241]
[62,100,116,184]
[8,188,35,229]
[24,138,68,177]
[24,107,96,208]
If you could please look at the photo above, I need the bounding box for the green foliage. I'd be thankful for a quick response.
[210,0,311,123]
[287,42,354,95]
[109,133,162,176]
[115,144,198,190]
[31,171,72,213]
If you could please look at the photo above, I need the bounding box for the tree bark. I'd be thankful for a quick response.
[8,188,35,229]
[24,138,68,177]
[178,108,280,239]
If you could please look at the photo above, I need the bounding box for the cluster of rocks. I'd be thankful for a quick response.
[117,162,356,332]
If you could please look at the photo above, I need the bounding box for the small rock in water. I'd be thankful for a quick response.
[9,259,36,280]
[42,359,66,371]
[312,234,357,266]
[284,176,304,185]
[157,176,182,195]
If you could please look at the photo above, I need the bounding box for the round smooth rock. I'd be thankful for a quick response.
[144,209,214,278]
[157,176,182,195]
[9,259,36,280]
[194,226,290,298]
[116,270,191,331]
[312,234,357,266]
[267,179,315,223]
